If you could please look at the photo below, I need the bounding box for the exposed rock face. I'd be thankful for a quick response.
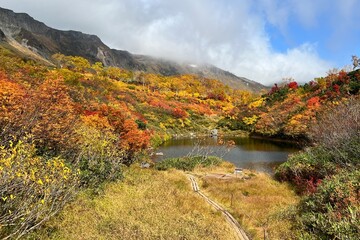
[0,7,48,36]
[0,7,113,63]
[0,29,5,40]
[0,7,266,91]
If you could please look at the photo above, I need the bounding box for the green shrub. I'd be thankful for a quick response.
[265,86,289,104]
[155,156,223,171]
[75,125,124,188]
[135,119,147,130]
[275,146,338,194]
[348,70,360,94]
[217,117,245,131]
[296,170,360,239]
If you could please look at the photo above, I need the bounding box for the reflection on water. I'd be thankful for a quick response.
[154,137,300,173]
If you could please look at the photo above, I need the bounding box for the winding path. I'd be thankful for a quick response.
[187,174,250,240]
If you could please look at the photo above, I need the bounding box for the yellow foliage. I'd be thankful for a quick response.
[242,115,259,125]
[221,102,234,113]
[80,114,113,131]
[159,122,167,130]
[114,80,128,89]
[284,114,309,135]
[248,97,265,108]
[177,90,189,97]
[183,118,192,126]
[165,91,175,98]
[0,139,78,239]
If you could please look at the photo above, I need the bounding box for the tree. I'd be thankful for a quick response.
[352,55,359,70]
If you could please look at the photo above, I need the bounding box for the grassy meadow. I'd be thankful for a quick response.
[193,162,299,239]
[29,165,238,240]
[27,160,299,240]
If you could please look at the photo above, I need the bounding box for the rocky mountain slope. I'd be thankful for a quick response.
[0,7,265,91]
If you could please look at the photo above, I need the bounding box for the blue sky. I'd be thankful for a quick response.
[257,0,360,68]
[1,0,359,85]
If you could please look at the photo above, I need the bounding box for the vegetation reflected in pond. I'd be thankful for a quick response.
[154,137,300,173]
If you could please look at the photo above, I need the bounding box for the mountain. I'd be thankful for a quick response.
[0,7,265,92]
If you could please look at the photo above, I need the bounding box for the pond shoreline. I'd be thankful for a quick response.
[167,130,308,148]
[152,135,301,174]
[249,133,308,148]
[170,129,249,140]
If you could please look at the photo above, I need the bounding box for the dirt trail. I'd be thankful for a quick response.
[187,174,250,240]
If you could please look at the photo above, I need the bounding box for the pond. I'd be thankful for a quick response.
[153,136,301,173]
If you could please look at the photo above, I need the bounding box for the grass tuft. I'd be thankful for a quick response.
[155,155,223,171]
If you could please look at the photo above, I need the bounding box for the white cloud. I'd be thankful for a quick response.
[231,43,331,85]
[0,0,341,85]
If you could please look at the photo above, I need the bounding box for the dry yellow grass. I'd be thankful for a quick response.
[193,162,299,240]
[30,165,238,240]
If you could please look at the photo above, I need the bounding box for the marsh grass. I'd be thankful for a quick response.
[193,163,299,239]
[29,165,237,240]
[155,155,223,171]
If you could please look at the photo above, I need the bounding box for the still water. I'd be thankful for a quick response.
[154,137,300,173]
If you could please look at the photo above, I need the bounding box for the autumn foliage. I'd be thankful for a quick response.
[275,98,360,238]
[0,49,250,238]
[232,70,360,139]
[0,139,78,239]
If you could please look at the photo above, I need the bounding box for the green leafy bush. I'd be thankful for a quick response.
[275,146,338,194]
[155,156,223,171]
[296,170,360,239]
[135,119,147,130]
[348,70,360,94]
[265,85,290,104]
[217,117,246,131]
[75,125,124,188]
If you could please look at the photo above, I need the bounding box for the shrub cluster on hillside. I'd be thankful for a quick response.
[276,98,359,191]
[0,140,78,239]
[298,170,359,239]
[1,45,359,239]
[0,48,250,238]
[227,69,360,139]
[275,98,360,239]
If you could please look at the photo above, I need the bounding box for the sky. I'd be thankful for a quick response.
[1,0,359,85]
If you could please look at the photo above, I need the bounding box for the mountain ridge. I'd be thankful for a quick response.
[0,7,265,92]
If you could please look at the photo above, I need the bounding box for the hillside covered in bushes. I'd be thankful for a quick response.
[223,69,360,140]
[1,43,359,239]
[219,65,360,238]
[0,47,254,238]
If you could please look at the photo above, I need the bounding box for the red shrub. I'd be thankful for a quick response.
[172,108,188,119]
[307,96,320,108]
[333,84,340,94]
[288,81,298,89]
